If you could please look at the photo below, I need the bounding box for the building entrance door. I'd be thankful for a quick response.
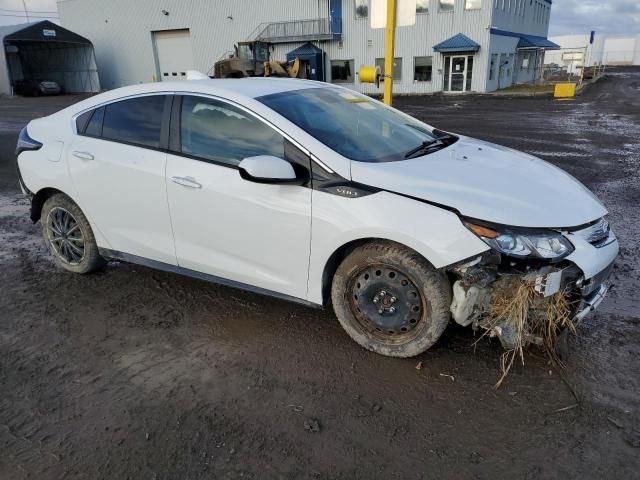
[444,55,473,92]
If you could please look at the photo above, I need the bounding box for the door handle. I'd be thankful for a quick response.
[72,151,94,161]
[171,176,202,189]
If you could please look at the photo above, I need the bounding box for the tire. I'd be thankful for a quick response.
[331,240,451,358]
[41,193,105,274]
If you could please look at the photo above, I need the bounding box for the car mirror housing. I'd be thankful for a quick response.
[238,156,302,184]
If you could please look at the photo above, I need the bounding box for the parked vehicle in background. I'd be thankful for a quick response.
[15,77,618,357]
[14,79,61,96]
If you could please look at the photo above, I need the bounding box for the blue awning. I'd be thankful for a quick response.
[286,42,323,58]
[433,33,480,53]
[490,28,560,49]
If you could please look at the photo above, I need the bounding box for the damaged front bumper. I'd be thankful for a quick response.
[448,227,618,350]
[574,283,609,323]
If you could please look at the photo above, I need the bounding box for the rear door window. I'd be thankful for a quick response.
[75,110,93,133]
[84,107,104,137]
[180,95,284,167]
[101,96,166,148]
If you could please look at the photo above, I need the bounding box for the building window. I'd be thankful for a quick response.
[375,57,403,81]
[331,60,354,83]
[355,0,368,18]
[414,56,433,81]
[489,53,497,80]
[465,0,481,9]
[416,0,429,13]
[439,0,454,12]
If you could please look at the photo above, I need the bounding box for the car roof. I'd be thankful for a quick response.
[67,77,338,115]
[181,77,333,98]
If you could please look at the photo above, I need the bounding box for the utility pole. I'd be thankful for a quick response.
[21,0,30,22]
[359,0,414,105]
[383,0,397,105]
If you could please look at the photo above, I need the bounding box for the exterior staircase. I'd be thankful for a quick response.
[247,18,341,43]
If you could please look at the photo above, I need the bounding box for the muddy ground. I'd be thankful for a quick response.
[1,69,639,479]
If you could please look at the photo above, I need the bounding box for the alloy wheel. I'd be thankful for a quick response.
[46,207,86,265]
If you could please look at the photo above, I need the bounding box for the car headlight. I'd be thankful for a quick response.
[465,222,574,261]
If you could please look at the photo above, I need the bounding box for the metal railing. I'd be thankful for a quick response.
[250,18,336,43]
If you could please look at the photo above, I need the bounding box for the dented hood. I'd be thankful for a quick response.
[350,136,607,228]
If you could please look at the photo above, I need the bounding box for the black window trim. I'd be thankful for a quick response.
[71,91,334,174]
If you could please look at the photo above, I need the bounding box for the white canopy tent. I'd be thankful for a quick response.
[0,20,100,96]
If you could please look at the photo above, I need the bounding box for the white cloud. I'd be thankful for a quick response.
[549,0,640,36]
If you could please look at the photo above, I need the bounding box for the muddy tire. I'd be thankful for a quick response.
[331,240,451,358]
[41,193,105,274]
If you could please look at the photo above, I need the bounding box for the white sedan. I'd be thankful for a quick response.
[16,77,618,357]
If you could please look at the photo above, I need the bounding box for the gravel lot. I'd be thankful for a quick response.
[1,69,639,479]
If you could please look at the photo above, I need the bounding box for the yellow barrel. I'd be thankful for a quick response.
[359,65,380,86]
[554,83,576,98]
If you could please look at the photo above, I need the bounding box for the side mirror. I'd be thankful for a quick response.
[238,156,302,184]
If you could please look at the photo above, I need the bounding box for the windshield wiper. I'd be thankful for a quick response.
[404,139,444,159]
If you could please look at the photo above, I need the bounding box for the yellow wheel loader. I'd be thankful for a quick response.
[213,41,303,79]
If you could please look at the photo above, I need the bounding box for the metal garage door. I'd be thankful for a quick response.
[153,29,194,81]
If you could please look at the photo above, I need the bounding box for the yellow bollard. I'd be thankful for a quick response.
[554,83,576,98]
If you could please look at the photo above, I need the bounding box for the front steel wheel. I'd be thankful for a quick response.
[349,266,426,344]
[332,241,451,358]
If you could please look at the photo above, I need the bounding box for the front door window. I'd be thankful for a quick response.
[180,95,284,166]
[444,55,474,92]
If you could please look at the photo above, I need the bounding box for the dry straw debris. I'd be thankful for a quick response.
[483,278,576,388]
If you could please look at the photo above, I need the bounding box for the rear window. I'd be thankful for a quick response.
[101,96,165,148]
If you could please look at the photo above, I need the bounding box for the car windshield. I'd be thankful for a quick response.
[258,87,447,163]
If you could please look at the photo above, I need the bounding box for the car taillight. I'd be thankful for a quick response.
[16,126,43,156]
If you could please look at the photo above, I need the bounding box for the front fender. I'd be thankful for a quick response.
[308,190,489,304]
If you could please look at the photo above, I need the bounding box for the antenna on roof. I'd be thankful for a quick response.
[186,70,209,80]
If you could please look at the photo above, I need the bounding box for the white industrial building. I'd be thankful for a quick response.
[545,33,640,73]
[56,0,558,94]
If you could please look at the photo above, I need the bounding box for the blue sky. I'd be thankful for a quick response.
[1,0,638,36]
